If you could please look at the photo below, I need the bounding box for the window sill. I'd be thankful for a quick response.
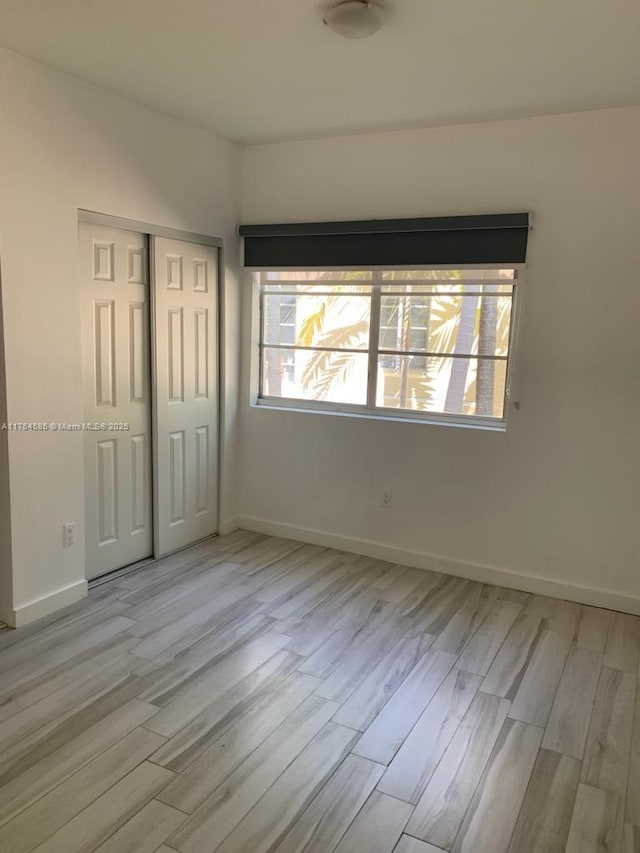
[252,397,508,432]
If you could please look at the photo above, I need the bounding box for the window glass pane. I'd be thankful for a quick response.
[380,268,515,292]
[262,347,368,404]
[379,292,513,357]
[263,270,374,294]
[376,356,507,418]
[380,295,432,350]
[259,268,516,423]
[263,292,370,349]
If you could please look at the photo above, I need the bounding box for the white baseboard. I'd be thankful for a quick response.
[218,516,240,536]
[236,514,640,616]
[11,578,88,628]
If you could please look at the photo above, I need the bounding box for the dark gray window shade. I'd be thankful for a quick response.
[239,213,530,268]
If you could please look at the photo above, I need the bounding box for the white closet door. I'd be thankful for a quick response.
[152,236,218,556]
[80,223,153,578]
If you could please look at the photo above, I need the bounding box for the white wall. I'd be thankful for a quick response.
[0,48,242,625]
[239,107,640,611]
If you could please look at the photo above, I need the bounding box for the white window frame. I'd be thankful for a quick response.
[249,264,525,431]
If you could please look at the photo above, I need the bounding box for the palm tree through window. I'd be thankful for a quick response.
[259,268,517,423]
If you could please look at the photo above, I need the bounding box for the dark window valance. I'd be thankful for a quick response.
[238,213,531,268]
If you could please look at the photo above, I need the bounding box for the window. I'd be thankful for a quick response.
[258,268,518,426]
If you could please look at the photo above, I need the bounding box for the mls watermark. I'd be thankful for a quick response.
[1,423,131,432]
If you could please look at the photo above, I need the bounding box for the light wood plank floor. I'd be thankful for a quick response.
[1,530,639,853]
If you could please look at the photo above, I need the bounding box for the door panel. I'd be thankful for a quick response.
[80,223,153,578]
[153,237,218,556]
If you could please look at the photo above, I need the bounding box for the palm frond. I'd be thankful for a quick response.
[300,320,369,392]
[411,372,437,410]
[315,320,369,351]
[429,296,463,353]
[302,349,360,401]
[297,302,325,347]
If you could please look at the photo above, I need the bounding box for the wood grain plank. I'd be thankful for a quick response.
[29,762,174,853]
[0,654,144,763]
[509,629,572,727]
[120,560,240,617]
[114,537,246,593]
[156,672,321,812]
[308,578,386,633]
[0,603,133,673]
[241,544,329,586]
[4,533,640,853]
[377,669,482,804]
[92,800,185,853]
[368,562,410,592]
[0,670,146,778]
[125,580,252,639]
[0,614,136,691]
[170,611,279,673]
[231,536,307,569]
[313,616,420,704]
[332,791,413,853]
[431,584,499,655]
[0,633,138,724]
[143,633,290,737]
[135,609,278,704]
[0,727,165,852]
[542,645,602,759]
[400,576,470,630]
[270,754,383,853]
[450,719,543,853]
[0,699,158,826]
[581,667,635,795]
[575,606,613,653]
[332,632,436,732]
[166,698,342,851]
[376,567,427,602]
[144,652,299,770]
[626,678,640,825]
[252,551,343,604]
[564,783,623,853]
[296,600,394,678]
[481,616,544,699]
[266,561,347,620]
[146,649,303,770]
[497,588,531,605]
[0,589,129,652]
[603,613,640,672]
[175,721,357,853]
[523,595,581,638]
[393,838,446,853]
[406,692,510,848]
[353,649,456,765]
[508,749,582,853]
[128,586,258,659]
[281,582,383,659]
[456,600,522,676]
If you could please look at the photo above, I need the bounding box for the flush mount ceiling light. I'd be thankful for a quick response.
[323,1,389,39]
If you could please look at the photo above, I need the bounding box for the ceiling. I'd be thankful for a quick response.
[1,0,639,144]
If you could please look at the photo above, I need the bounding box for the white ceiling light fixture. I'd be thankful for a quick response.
[323,1,389,39]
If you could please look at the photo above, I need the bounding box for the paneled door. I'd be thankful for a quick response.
[152,236,218,556]
[80,223,153,578]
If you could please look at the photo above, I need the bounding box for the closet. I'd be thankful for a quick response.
[79,214,219,579]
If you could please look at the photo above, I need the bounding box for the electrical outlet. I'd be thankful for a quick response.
[63,523,75,547]
[381,489,393,508]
